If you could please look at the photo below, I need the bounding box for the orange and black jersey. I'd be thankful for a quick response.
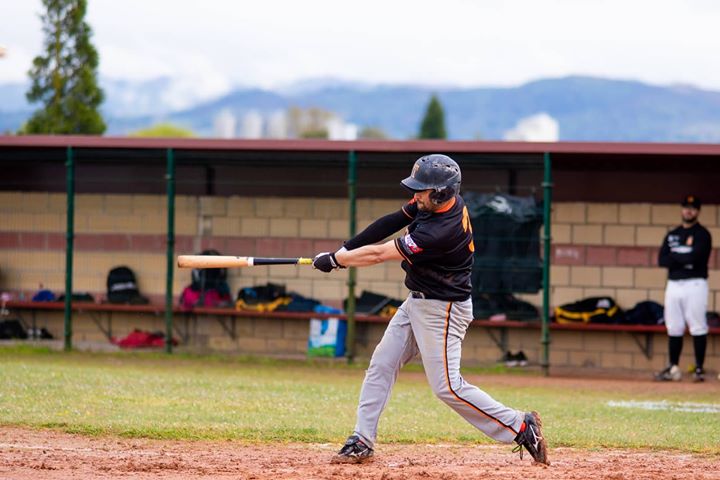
[394,195,475,301]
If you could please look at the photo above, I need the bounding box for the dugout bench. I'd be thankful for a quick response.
[472,320,720,360]
[3,300,388,345]
[4,300,178,341]
[5,300,719,361]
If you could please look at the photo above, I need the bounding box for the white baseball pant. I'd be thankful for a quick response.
[664,278,709,336]
[352,295,524,448]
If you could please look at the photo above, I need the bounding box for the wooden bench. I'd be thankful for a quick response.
[472,320,720,359]
[4,300,179,341]
[3,301,389,344]
[6,300,718,359]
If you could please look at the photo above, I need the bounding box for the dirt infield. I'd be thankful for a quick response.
[1,426,719,480]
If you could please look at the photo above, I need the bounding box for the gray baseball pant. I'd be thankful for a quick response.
[353,295,524,448]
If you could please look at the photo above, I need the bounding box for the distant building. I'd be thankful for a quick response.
[213,109,237,139]
[214,107,355,140]
[503,113,559,142]
[240,110,263,139]
[266,111,288,139]
[327,117,358,140]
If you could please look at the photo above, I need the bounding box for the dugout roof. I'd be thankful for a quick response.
[1,136,720,202]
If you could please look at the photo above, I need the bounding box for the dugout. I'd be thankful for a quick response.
[2,136,720,375]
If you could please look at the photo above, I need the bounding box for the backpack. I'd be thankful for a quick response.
[622,301,664,325]
[180,250,232,309]
[554,296,623,324]
[0,319,28,339]
[107,266,149,304]
[191,249,228,292]
[180,285,232,309]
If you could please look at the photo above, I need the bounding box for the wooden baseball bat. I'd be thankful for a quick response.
[177,255,313,269]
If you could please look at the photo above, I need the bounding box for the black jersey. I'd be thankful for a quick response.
[658,222,712,280]
[394,195,474,301]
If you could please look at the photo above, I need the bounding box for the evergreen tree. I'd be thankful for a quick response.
[418,94,447,139]
[25,0,105,134]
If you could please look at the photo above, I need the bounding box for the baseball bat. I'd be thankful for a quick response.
[177,255,313,269]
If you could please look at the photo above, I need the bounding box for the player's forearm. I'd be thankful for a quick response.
[335,241,402,267]
[336,244,387,266]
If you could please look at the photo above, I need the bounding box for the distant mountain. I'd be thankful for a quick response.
[3,76,720,141]
[0,75,232,132]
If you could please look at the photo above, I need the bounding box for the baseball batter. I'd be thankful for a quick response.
[655,195,712,382]
[312,154,548,465]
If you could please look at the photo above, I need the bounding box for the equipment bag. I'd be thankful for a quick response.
[106,266,149,304]
[554,296,622,324]
[191,249,228,292]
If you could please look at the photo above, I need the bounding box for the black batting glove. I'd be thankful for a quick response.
[312,251,344,272]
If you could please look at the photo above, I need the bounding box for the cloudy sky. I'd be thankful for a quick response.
[2,0,719,101]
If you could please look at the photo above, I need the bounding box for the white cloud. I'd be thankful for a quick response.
[99,44,232,107]
[0,44,35,82]
[2,0,720,90]
[504,113,560,142]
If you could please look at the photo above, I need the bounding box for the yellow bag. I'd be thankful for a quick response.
[554,297,620,324]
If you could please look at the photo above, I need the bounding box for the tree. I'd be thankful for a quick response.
[25,0,105,134]
[299,129,329,139]
[418,94,447,139]
[130,123,195,138]
[359,126,389,140]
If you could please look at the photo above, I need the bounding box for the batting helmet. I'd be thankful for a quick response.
[401,154,461,205]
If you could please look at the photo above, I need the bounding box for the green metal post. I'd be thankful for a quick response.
[541,152,553,376]
[63,146,75,351]
[346,150,358,364]
[164,148,176,353]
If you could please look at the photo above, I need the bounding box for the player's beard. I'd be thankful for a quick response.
[416,198,441,212]
[682,212,699,225]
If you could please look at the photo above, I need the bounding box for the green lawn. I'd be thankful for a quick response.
[1,346,718,452]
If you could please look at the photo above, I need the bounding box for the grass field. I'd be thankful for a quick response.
[1,345,718,453]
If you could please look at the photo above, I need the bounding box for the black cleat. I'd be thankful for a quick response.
[331,435,374,464]
[513,411,549,465]
[693,367,705,383]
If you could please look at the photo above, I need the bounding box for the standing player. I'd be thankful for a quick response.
[312,154,548,465]
[655,195,712,382]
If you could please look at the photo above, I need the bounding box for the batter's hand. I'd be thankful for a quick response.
[312,251,345,272]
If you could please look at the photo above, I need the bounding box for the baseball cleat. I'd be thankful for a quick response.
[513,411,549,465]
[654,365,682,382]
[331,435,374,464]
[692,367,705,383]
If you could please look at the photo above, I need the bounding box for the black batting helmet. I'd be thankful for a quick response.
[401,154,461,205]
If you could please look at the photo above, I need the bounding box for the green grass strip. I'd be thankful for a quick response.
[0,346,718,452]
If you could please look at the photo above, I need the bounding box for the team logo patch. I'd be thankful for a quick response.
[411,163,420,178]
[403,234,423,254]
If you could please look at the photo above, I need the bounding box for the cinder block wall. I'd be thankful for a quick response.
[21,311,720,374]
[3,193,720,313]
[4,193,718,371]
[549,202,720,311]
[0,192,408,308]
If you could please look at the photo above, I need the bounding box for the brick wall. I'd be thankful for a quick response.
[550,202,720,311]
[3,193,719,313]
[16,310,720,374]
[5,194,719,373]
[0,192,409,307]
